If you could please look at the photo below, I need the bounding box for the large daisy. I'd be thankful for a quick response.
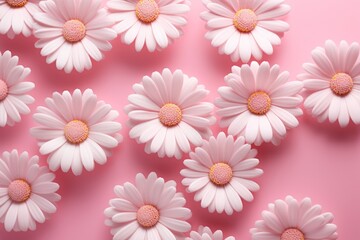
[107,0,191,52]
[33,0,117,73]
[201,0,290,62]
[104,172,192,240]
[250,196,338,240]
[299,40,360,127]
[0,0,41,38]
[31,89,122,176]
[216,61,303,146]
[0,50,35,127]
[181,132,263,215]
[0,150,61,232]
[125,68,216,159]
[186,226,235,240]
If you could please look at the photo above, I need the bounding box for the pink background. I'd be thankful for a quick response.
[0,0,359,239]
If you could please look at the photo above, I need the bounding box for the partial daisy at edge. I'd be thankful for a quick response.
[33,0,117,73]
[201,0,291,62]
[107,0,191,52]
[125,68,216,159]
[186,226,235,240]
[299,40,360,128]
[30,89,122,176]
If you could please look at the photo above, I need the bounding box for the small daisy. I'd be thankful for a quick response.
[250,196,338,240]
[186,226,235,240]
[216,61,303,146]
[0,0,41,38]
[299,40,360,128]
[0,150,61,232]
[107,0,191,52]
[125,68,216,159]
[201,0,290,62]
[181,132,263,215]
[31,89,122,176]
[33,0,117,73]
[104,172,192,240]
[0,50,35,127]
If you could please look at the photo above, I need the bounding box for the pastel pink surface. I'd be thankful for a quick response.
[0,0,359,239]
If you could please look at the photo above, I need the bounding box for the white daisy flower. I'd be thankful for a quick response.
[201,0,290,62]
[216,61,303,146]
[125,68,216,159]
[0,0,41,38]
[31,89,122,176]
[0,50,34,127]
[104,172,192,240]
[0,150,61,232]
[181,132,263,215]
[250,196,338,240]
[299,40,360,127]
[107,0,191,52]
[186,226,235,240]
[33,0,117,73]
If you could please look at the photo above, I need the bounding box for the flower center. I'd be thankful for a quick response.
[63,19,86,43]
[209,163,233,186]
[248,91,271,115]
[64,120,89,144]
[135,0,160,23]
[330,73,353,96]
[8,179,31,203]
[137,205,160,228]
[159,103,182,127]
[233,9,257,33]
[281,228,305,240]
[6,0,27,8]
[0,80,8,102]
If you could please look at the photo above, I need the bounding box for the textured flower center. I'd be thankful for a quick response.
[137,205,160,228]
[8,179,31,203]
[248,91,271,115]
[209,163,233,186]
[281,228,305,240]
[159,103,182,127]
[330,73,353,96]
[0,80,8,101]
[64,120,89,144]
[63,19,86,43]
[233,9,257,33]
[6,0,27,8]
[135,0,160,23]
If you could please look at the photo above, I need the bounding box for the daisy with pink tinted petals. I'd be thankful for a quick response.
[250,196,338,240]
[125,68,216,159]
[216,61,303,146]
[0,50,35,127]
[201,0,290,62]
[181,132,263,215]
[186,226,235,240]
[104,172,192,240]
[31,89,122,176]
[33,0,117,73]
[0,150,61,232]
[107,0,190,52]
[299,40,360,128]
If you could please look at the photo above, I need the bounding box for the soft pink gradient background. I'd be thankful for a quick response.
[0,0,359,239]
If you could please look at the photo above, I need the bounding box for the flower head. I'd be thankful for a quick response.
[186,226,235,240]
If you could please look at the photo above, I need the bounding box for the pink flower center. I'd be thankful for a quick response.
[135,0,160,23]
[0,80,8,102]
[233,9,257,33]
[64,120,89,144]
[209,163,233,186]
[137,205,160,228]
[248,91,271,115]
[281,228,305,240]
[6,0,27,8]
[63,19,86,43]
[8,179,31,203]
[330,73,353,96]
[159,103,182,127]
